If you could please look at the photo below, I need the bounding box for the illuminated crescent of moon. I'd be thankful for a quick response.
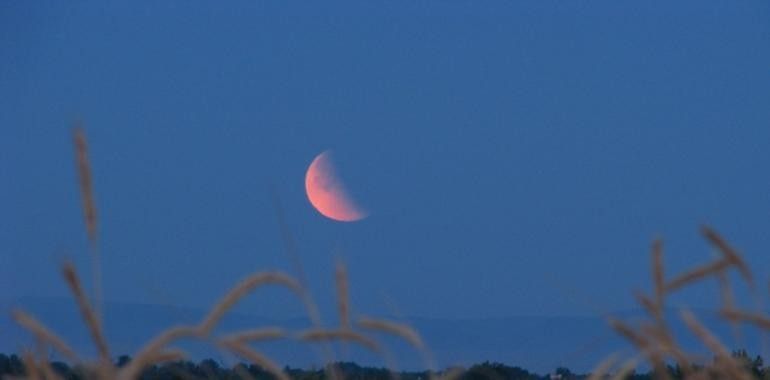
[304,150,367,222]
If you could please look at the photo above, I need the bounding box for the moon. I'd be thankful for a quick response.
[305,150,367,222]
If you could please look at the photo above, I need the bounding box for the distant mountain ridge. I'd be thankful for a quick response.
[1,297,763,373]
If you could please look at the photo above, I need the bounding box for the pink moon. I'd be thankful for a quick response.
[304,151,367,222]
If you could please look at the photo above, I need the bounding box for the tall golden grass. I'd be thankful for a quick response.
[11,126,770,380]
[589,227,769,380]
[10,126,439,380]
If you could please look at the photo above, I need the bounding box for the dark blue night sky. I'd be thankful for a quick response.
[2,1,770,324]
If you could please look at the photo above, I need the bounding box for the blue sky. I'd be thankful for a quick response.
[1,1,770,321]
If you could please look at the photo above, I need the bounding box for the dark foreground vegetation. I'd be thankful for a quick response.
[0,349,767,380]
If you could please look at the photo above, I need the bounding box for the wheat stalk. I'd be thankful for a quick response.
[701,226,753,286]
[298,328,382,354]
[335,260,350,329]
[199,271,303,335]
[586,353,618,380]
[218,340,289,380]
[72,126,104,323]
[679,309,752,380]
[11,309,79,362]
[609,356,639,380]
[356,317,425,350]
[219,327,286,344]
[607,318,671,380]
[21,350,42,380]
[651,239,665,311]
[664,259,731,294]
[117,326,200,380]
[721,308,770,330]
[61,262,111,366]
[72,125,97,245]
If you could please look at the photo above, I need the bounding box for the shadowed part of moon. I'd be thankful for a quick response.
[304,151,366,222]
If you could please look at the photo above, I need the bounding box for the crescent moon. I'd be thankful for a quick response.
[305,150,367,222]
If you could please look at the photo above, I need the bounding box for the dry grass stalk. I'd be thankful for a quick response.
[271,191,343,380]
[298,328,382,353]
[302,315,403,380]
[117,349,188,380]
[679,309,730,357]
[72,126,97,245]
[335,260,350,329]
[61,262,110,364]
[651,239,665,310]
[72,125,104,333]
[220,327,286,344]
[634,280,692,374]
[586,353,618,380]
[607,318,671,380]
[633,291,693,374]
[11,309,79,362]
[118,348,189,379]
[664,259,731,294]
[609,357,639,380]
[634,292,659,320]
[269,190,327,329]
[638,323,693,375]
[605,228,766,380]
[219,340,289,380]
[720,308,770,330]
[31,345,65,380]
[716,270,744,348]
[716,271,736,312]
[607,318,651,352]
[21,350,42,380]
[118,325,200,380]
[121,272,303,380]
[120,272,303,379]
[679,309,751,380]
[199,271,303,336]
[701,226,753,286]
[356,317,426,350]
[19,348,65,380]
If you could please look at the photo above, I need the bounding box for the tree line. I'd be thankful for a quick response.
[0,349,766,379]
